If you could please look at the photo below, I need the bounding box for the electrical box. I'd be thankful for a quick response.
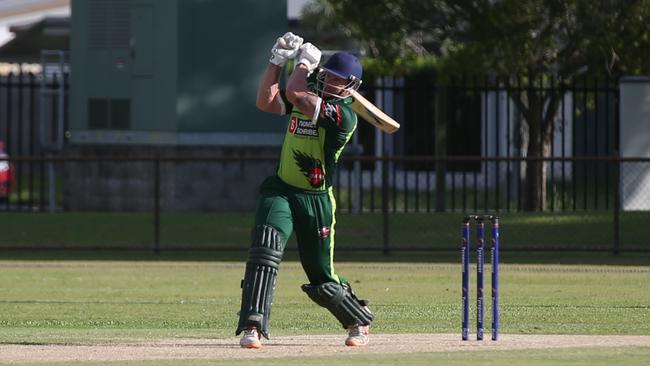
[69,0,288,146]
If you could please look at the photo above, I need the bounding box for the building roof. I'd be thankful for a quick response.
[0,16,68,63]
[0,0,69,19]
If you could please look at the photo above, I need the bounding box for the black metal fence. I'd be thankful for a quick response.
[0,71,68,211]
[1,74,648,253]
[1,155,649,253]
[334,156,627,213]
[356,75,619,159]
[0,72,68,156]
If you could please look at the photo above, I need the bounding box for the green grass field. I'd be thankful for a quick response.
[2,211,649,252]
[1,210,649,364]
[1,260,649,365]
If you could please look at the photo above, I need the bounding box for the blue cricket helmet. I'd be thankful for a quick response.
[315,51,363,99]
[321,52,363,81]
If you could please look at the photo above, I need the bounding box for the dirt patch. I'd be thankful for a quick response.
[1,334,649,363]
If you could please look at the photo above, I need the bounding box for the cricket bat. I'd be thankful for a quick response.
[349,90,401,133]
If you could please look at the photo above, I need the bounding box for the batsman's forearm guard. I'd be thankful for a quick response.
[302,282,374,328]
[236,225,284,339]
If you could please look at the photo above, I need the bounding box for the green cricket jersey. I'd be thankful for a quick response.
[277,93,357,191]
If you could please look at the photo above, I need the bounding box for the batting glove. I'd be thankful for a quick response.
[269,32,303,66]
[296,43,321,73]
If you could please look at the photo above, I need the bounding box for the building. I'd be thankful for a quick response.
[65,0,287,211]
[0,0,69,71]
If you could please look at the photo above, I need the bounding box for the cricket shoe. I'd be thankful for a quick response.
[345,324,370,346]
[240,326,262,349]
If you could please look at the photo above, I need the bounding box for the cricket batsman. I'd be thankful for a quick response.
[235,32,374,349]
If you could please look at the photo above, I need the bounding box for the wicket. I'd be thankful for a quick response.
[462,214,499,341]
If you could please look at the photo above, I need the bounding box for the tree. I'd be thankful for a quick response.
[309,0,650,211]
[301,0,443,58]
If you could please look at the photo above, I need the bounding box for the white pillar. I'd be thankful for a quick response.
[620,76,650,211]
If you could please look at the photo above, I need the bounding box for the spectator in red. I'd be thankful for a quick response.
[0,141,14,205]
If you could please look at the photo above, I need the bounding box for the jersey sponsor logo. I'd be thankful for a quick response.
[288,116,319,137]
[289,117,298,134]
[293,150,325,188]
[321,102,342,127]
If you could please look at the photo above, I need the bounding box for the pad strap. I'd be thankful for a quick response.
[302,282,374,328]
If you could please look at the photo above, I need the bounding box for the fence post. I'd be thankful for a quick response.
[613,79,621,255]
[435,84,447,212]
[153,157,160,254]
[47,157,56,212]
[382,156,390,254]
[613,157,621,255]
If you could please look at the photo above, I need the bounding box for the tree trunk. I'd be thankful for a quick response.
[521,88,561,212]
[524,132,553,211]
[524,117,545,211]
